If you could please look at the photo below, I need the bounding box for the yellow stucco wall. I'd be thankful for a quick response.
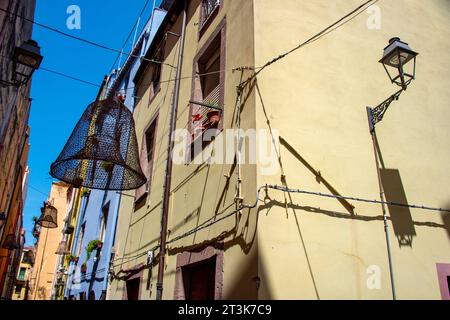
[108,0,258,300]
[253,0,450,299]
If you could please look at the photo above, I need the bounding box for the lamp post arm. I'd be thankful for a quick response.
[367,89,404,132]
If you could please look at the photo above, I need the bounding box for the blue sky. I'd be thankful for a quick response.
[24,0,162,245]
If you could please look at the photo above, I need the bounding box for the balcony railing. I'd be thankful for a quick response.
[200,0,220,29]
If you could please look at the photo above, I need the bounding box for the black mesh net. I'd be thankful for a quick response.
[37,204,58,228]
[50,98,146,190]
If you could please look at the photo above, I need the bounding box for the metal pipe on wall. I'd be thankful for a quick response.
[156,0,187,301]
[367,107,397,300]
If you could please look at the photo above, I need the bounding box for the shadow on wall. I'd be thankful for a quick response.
[224,246,270,300]
[441,204,450,242]
[380,168,416,247]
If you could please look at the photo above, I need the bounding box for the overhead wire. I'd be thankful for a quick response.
[107,0,154,74]
[110,180,450,270]
[0,6,172,68]
[241,0,379,87]
[158,184,450,249]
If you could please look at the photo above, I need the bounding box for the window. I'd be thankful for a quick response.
[126,278,140,300]
[151,51,163,94]
[135,114,159,202]
[174,245,223,300]
[200,0,221,33]
[147,48,164,105]
[22,251,32,264]
[76,223,85,258]
[182,257,216,300]
[18,267,26,281]
[89,290,96,300]
[99,203,109,243]
[79,292,86,300]
[190,20,226,146]
[15,285,22,294]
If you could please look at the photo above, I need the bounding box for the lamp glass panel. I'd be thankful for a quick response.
[17,53,39,68]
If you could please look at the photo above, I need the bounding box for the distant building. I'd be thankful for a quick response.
[12,246,34,300]
[28,182,70,300]
[48,186,83,300]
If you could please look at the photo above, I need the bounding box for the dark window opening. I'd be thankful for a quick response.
[150,47,164,99]
[126,278,140,300]
[89,290,96,300]
[99,203,109,243]
[182,257,217,300]
[135,115,159,203]
[447,276,450,294]
[198,43,220,99]
[79,292,86,300]
[14,285,22,294]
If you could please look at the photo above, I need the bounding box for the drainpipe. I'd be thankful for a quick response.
[156,0,187,301]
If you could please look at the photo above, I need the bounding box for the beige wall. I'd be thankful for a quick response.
[254,0,450,299]
[29,182,69,300]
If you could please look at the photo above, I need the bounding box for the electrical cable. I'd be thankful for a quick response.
[107,0,153,74]
[241,0,379,87]
[155,184,450,248]
[0,6,171,68]
[39,67,101,88]
[27,184,50,197]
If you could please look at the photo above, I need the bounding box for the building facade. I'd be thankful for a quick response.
[11,246,34,300]
[108,0,257,300]
[62,8,167,301]
[0,0,36,300]
[107,0,450,300]
[49,186,82,300]
[28,182,69,300]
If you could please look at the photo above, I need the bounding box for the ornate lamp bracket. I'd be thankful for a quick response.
[367,89,404,132]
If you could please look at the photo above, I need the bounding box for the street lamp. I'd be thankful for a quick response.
[1,39,43,87]
[366,38,418,300]
[379,37,418,90]
[368,38,419,132]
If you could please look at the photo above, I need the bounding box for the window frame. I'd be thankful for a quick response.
[189,18,227,160]
[198,0,222,39]
[75,223,85,258]
[174,244,224,300]
[99,202,110,243]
